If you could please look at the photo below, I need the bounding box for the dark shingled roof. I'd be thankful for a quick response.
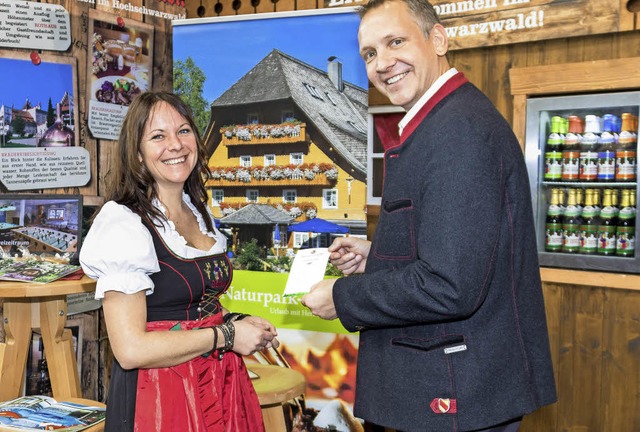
[212,49,368,176]
[219,204,294,225]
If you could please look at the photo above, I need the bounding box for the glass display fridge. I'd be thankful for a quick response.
[524,91,639,274]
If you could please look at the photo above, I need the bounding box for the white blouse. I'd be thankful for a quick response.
[79,193,227,299]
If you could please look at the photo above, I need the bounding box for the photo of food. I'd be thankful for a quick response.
[86,11,154,140]
[91,76,142,107]
[89,16,151,105]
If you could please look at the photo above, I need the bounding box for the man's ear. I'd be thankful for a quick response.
[430,24,449,57]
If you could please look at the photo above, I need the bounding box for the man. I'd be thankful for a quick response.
[300,0,557,431]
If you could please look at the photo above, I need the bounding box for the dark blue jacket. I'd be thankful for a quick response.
[333,74,557,431]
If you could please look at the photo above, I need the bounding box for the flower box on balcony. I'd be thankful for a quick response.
[206,176,335,187]
[208,163,339,187]
[221,123,306,146]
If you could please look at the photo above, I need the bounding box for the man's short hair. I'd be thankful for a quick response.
[358,0,441,37]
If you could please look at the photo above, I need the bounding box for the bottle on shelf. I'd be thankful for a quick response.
[544,116,565,181]
[618,113,637,150]
[579,189,600,255]
[575,188,584,214]
[562,115,582,182]
[579,114,601,182]
[545,188,564,253]
[591,188,602,216]
[564,115,583,150]
[613,114,622,143]
[596,114,617,182]
[615,189,636,257]
[547,115,565,151]
[597,189,618,256]
[609,188,620,217]
[561,188,582,253]
[615,112,637,182]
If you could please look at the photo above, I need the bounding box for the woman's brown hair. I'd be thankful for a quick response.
[104,91,214,232]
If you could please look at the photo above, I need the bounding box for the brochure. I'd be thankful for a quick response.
[283,248,330,296]
[0,258,82,284]
[0,396,105,431]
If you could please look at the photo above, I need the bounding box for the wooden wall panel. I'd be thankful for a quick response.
[565,37,586,64]
[254,0,279,14]
[524,284,640,432]
[601,289,640,431]
[488,45,513,117]
[567,286,605,431]
[520,282,561,432]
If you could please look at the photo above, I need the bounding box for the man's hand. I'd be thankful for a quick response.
[301,278,338,320]
[329,237,371,275]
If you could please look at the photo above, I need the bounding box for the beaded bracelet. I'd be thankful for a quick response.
[223,312,250,323]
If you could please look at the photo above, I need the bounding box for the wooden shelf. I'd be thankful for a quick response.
[540,267,640,291]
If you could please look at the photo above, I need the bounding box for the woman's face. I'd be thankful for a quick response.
[138,101,198,196]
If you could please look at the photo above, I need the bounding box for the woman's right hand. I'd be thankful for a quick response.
[229,317,279,356]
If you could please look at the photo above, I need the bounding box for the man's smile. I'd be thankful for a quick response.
[385,71,408,85]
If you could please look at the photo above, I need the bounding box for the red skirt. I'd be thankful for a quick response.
[133,315,264,432]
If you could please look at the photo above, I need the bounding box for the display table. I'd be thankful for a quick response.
[248,364,306,432]
[0,276,97,401]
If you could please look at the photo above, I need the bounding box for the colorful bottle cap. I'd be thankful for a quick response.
[550,116,564,134]
[602,114,617,133]
[584,115,601,134]
[568,115,583,134]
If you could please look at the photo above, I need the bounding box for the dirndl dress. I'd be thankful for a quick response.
[104,218,264,432]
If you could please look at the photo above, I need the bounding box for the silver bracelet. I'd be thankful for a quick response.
[217,322,235,360]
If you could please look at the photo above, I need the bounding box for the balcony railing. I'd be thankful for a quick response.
[220,123,306,146]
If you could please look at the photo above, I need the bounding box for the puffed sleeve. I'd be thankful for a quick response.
[79,201,160,299]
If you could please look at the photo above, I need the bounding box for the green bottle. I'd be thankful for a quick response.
[561,189,581,254]
[579,189,599,255]
[597,189,617,256]
[545,189,564,252]
[616,189,636,257]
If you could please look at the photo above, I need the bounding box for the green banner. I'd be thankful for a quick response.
[220,270,350,335]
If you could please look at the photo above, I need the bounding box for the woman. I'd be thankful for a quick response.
[80,91,277,431]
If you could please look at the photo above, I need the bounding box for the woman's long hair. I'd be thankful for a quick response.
[104,91,214,232]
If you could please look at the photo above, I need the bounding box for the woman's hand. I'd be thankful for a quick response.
[230,317,279,355]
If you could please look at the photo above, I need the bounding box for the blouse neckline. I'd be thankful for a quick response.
[152,193,223,256]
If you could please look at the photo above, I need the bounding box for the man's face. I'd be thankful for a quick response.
[358,1,447,110]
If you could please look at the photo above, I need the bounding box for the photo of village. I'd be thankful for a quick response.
[0,57,77,148]
[173,10,369,257]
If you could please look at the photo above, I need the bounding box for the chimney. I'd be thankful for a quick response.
[327,56,344,92]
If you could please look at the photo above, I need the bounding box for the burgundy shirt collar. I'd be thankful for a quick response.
[397,72,469,146]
